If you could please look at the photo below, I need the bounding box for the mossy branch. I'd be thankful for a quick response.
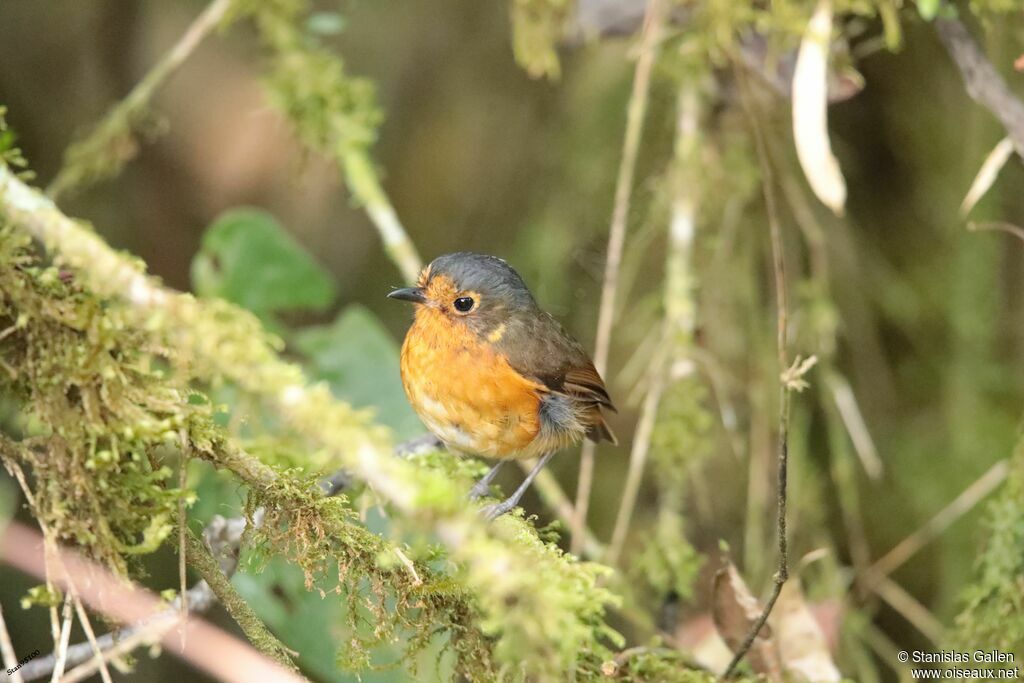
[241,1,423,283]
[183,530,300,672]
[0,163,628,678]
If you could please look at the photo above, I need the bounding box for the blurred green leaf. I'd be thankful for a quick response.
[234,558,350,682]
[293,305,421,438]
[917,0,940,20]
[191,208,336,320]
[234,555,455,681]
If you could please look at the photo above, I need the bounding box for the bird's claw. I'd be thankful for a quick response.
[468,479,492,500]
[480,500,515,521]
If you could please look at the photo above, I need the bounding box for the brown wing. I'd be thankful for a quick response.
[497,312,617,444]
[563,364,617,444]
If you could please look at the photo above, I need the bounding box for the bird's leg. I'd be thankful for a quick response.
[468,460,506,500]
[481,452,556,520]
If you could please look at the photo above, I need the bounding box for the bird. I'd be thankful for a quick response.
[388,252,616,519]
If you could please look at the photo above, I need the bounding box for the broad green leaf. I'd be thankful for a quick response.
[191,208,336,320]
[293,305,421,438]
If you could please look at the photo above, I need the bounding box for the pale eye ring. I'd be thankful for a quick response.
[453,296,475,313]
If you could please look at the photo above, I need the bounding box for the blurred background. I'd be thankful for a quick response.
[1,0,1024,680]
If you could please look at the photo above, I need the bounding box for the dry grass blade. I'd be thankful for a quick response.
[572,0,669,555]
[826,372,883,479]
[870,576,944,645]
[960,136,1015,215]
[864,459,1009,585]
[792,0,847,215]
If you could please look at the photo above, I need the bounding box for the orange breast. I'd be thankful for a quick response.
[399,308,546,459]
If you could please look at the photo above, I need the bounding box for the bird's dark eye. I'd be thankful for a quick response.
[453,296,475,313]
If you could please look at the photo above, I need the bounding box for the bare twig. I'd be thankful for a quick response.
[14,436,434,682]
[935,17,1024,156]
[49,593,74,683]
[606,356,669,566]
[0,603,23,683]
[58,617,182,683]
[71,597,114,683]
[967,220,1024,245]
[870,576,945,645]
[724,57,797,678]
[47,0,236,198]
[605,80,703,567]
[6,517,301,683]
[572,0,669,556]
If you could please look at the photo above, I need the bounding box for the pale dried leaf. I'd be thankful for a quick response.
[711,562,783,680]
[771,581,841,682]
[793,0,847,215]
[960,136,1015,216]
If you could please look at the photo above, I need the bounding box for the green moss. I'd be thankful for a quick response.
[954,455,1024,659]
[0,228,193,574]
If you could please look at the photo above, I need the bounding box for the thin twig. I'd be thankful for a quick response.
[606,351,669,566]
[57,614,181,683]
[16,436,433,682]
[2,460,62,652]
[967,220,1024,245]
[49,593,74,683]
[870,576,945,645]
[47,0,236,198]
[71,598,114,683]
[724,59,794,678]
[0,603,24,683]
[572,0,669,556]
[605,80,703,566]
[935,17,1024,156]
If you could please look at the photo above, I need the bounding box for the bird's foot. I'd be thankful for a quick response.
[480,496,519,521]
[467,460,506,501]
[468,478,494,501]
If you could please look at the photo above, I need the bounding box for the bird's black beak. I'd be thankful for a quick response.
[387,287,427,304]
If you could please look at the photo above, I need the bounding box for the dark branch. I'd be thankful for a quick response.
[936,17,1024,155]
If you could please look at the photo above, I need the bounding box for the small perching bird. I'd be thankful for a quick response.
[388,252,617,519]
